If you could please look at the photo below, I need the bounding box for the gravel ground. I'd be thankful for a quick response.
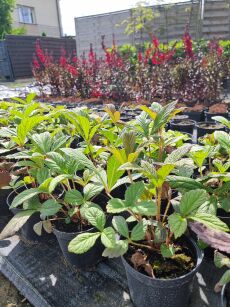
[0,273,31,307]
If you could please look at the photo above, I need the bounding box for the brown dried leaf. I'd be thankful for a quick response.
[0,171,11,188]
[189,221,230,253]
[131,251,147,269]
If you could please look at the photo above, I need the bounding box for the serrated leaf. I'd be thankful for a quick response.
[107,198,127,213]
[48,174,72,194]
[190,213,229,232]
[180,189,208,217]
[101,227,116,248]
[10,188,40,208]
[112,216,129,238]
[165,144,192,163]
[160,244,175,258]
[132,200,157,216]
[131,221,147,241]
[168,213,187,239]
[102,240,129,258]
[83,183,104,200]
[122,131,136,156]
[68,232,101,254]
[85,207,106,231]
[167,176,206,191]
[125,181,145,205]
[64,190,84,205]
[40,199,62,216]
[107,155,124,191]
[214,131,230,153]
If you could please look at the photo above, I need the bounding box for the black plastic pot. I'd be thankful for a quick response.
[221,284,229,307]
[204,111,229,122]
[182,111,202,122]
[196,121,225,138]
[122,236,203,307]
[217,208,230,228]
[7,187,54,242]
[170,119,195,134]
[53,226,104,269]
[0,187,13,215]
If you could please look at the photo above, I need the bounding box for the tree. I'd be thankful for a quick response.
[0,0,15,38]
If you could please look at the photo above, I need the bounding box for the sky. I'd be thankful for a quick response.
[59,0,188,36]
[59,0,143,35]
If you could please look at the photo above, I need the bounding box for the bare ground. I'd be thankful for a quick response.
[0,273,32,307]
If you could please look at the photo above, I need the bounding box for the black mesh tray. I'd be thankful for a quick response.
[0,215,223,307]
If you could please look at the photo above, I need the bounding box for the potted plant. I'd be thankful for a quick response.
[67,102,229,306]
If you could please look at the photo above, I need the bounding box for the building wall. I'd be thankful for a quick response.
[75,0,230,56]
[13,0,62,37]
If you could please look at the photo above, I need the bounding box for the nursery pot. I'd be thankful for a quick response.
[121,236,203,307]
[53,226,104,269]
[221,284,229,307]
[7,187,54,242]
[196,121,225,138]
[204,111,229,122]
[182,111,202,122]
[0,187,13,215]
[170,119,195,134]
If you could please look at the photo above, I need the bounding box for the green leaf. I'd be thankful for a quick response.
[125,181,145,205]
[0,210,36,239]
[160,244,175,258]
[15,116,45,146]
[167,176,206,191]
[156,164,175,187]
[64,190,84,205]
[180,189,208,217]
[219,197,230,212]
[132,200,157,216]
[214,131,230,152]
[48,174,72,193]
[36,167,50,185]
[122,131,136,156]
[68,232,101,254]
[112,216,129,238]
[107,155,124,191]
[101,227,116,248]
[190,213,229,232]
[168,213,187,239]
[40,199,62,216]
[85,207,106,232]
[107,198,127,213]
[165,144,192,163]
[212,116,230,129]
[219,270,230,286]
[131,221,147,241]
[102,240,129,258]
[10,188,40,208]
[214,251,230,268]
[83,183,103,200]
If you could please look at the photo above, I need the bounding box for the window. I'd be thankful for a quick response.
[18,6,35,24]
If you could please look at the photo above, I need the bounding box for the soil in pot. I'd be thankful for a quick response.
[122,236,203,307]
[205,103,229,121]
[170,119,195,134]
[196,121,225,138]
[53,220,104,269]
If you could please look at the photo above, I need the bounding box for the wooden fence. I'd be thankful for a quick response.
[75,0,230,55]
[4,35,76,79]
